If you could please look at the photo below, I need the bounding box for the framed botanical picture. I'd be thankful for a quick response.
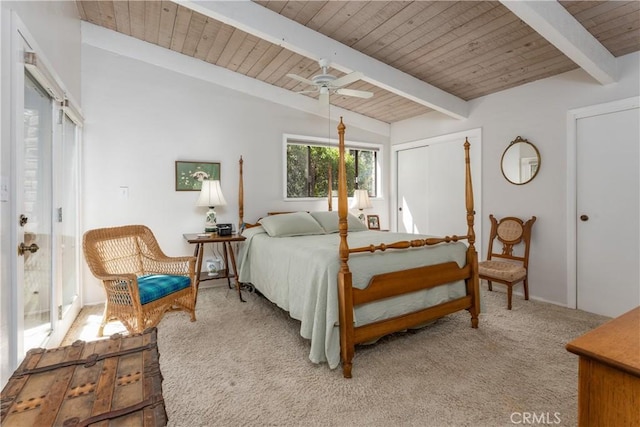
[175,161,220,191]
[367,214,380,230]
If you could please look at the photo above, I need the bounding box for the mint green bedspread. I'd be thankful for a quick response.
[238,227,468,369]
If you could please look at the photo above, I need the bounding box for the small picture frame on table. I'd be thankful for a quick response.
[175,161,220,191]
[367,215,380,230]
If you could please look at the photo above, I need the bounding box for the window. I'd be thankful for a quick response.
[286,136,379,199]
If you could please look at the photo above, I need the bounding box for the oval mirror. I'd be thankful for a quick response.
[501,136,540,185]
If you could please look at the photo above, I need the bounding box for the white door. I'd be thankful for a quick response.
[576,106,640,317]
[425,141,468,237]
[395,129,482,249]
[397,146,429,234]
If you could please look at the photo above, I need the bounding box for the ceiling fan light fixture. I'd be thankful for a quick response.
[287,58,373,104]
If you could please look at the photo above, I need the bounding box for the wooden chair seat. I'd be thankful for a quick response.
[478,261,526,282]
[479,215,536,309]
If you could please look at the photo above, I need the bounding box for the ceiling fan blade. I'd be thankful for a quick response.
[331,71,363,88]
[286,73,316,86]
[319,91,329,105]
[335,88,374,99]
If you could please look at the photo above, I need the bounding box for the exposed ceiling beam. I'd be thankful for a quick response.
[183,0,469,120]
[501,0,618,85]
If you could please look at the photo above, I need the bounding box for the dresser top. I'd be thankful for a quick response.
[566,306,640,377]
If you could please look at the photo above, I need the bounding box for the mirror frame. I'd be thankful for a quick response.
[501,136,541,185]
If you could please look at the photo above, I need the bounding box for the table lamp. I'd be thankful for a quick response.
[353,189,372,223]
[196,180,227,232]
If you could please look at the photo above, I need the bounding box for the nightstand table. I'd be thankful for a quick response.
[183,232,247,302]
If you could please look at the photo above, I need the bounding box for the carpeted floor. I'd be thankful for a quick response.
[63,284,610,427]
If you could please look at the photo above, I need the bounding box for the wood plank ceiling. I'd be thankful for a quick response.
[76,1,640,124]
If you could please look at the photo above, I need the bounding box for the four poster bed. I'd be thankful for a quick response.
[237,119,480,378]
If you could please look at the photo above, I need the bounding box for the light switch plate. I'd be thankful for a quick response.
[1,176,8,202]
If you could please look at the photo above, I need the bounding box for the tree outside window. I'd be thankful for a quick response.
[286,143,377,199]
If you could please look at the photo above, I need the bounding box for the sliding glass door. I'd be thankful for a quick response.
[60,115,79,318]
[11,34,83,366]
[21,73,53,350]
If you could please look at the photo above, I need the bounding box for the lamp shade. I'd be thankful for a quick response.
[353,189,372,210]
[196,180,227,207]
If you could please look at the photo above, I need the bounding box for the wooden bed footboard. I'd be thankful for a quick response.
[338,260,478,378]
[336,119,479,378]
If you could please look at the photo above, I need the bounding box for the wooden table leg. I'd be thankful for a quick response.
[221,243,231,289]
[194,243,204,304]
[226,241,244,302]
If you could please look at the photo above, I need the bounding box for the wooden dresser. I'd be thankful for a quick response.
[566,306,640,427]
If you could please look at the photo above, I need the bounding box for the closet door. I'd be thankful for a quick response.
[395,130,481,244]
[397,146,429,233]
[576,105,639,317]
[425,141,466,237]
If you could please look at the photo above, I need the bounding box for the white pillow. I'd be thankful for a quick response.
[309,211,368,233]
[258,212,325,237]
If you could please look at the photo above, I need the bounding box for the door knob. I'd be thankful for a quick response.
[18,242,39,255]
[580,215,589,221]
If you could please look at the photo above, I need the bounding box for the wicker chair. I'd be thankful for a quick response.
[83,225,197,336]
[478,215,536,310]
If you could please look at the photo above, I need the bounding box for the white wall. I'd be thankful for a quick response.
[81,32,389,305]
[0,0,81,388]
[2,1,81,100]
[391,52,640,306]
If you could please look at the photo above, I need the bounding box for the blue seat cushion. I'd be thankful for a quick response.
[137,274,191,305]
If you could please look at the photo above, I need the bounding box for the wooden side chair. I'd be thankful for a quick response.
[479,215,537,310]
[83,225,197,335]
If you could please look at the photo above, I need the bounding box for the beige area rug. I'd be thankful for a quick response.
[63,284,609,427]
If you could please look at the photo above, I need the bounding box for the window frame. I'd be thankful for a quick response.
[282,133,383,202]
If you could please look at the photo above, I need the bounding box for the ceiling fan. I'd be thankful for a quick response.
[286,58,373,105]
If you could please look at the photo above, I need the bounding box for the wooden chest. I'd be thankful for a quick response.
[1,328,166,427]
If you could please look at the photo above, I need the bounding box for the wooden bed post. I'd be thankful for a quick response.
[464,139,480,328]
[239,156,244,232]
[336,118,355,378]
